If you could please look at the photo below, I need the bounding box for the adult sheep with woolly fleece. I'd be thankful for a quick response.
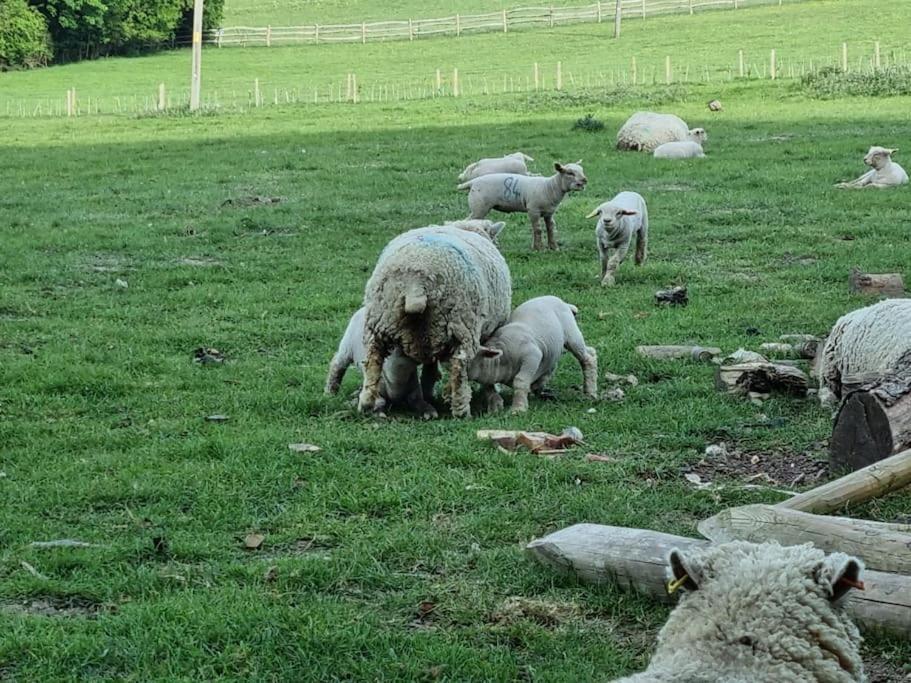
[467,296,598,414]
[457,161,587,251]
[611,541,866,683]
[358,219,511,419]
[458,152,535,183]
[325,307,437,419]
[836,146,908,189]
[616,111,707,152]
[653,140,705,159]
[588,191,648,287]
[817,298,911,407]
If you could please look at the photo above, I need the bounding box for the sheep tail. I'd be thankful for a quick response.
[568,304,579,317]
[456,179,474,192]
[403,281,427,314]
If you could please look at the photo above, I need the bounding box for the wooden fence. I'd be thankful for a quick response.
[208,0,796,47]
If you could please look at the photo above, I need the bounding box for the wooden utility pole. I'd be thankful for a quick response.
[190,0,204,111]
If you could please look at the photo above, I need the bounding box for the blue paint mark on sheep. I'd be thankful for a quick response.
[412,234,478,272]
[502,176,522,202]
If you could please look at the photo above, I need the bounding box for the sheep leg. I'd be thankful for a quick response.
[510,351,543,414]
[544,214,559,251]
[529,212,544,251]
[449,355,473,418]
[324,350,352,395]
[480,384,504,414]
[565,334,598,398]
[601,240,630,287]
[420,362,440,404]
[357,341,388,414]
[532,373,557,400]
[635,212,649,266]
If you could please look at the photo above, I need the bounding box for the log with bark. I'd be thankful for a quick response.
[526,523,911,637]
[714,362,809,397]
[830,374,911,472]
[697,504,911,574]
[849,269,905,297]
[637,345,721,361]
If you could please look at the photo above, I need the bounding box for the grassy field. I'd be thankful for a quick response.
[2,0,911,679]
[1,0,909,115]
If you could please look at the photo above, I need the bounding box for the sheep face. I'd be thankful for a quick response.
[588,204,637,231]
[863,146,896,169]
[554,161,587,192]
[444,219,506,244]
[689,128,708,144]
[658,542,864,679]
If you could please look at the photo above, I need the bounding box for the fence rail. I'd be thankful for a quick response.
[206,0,795,47]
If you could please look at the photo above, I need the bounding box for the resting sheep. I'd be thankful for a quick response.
[653,140,705,159]
[611,541,865,682]
[467,296,598,413]
[458,152,534,183]
[457,161,587,251]
[817,298,911,407]
[325,307,437,419]
[616,111,707,153]
[836,146,908,189]
[588,191,648,287]
[359,219,511,418]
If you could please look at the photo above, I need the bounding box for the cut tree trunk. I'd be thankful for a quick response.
[830,375,911,472]
[714,362,809,396]
[637,345,720,361]
[778,447,911,514]
[526,523,911,637]
[698,504,911,573]
[849,269,905,297]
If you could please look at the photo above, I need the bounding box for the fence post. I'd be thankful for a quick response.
[315,24,319,44]
[738,49,744,78]
[503,9,508,32]
[66,89,74,117]
[409,19,414,40]
[266,25,272,47]
[689,0,694,14]
[158,83,166,110]
[665,56,671,84]
[733,0,738,8]
[597,2,602,22]
[550,7,555,28]
[353,74,359,103]
[436,68,442,92]
[254,78,261,106]
[534,62,540,90]
[453,68,460,96]
[631,56,637,84]
[842,42,848,72]
[874,40,880,69]
[362,23,366,44]
[456,14,461,36]
[216,29,222,47]
[641,0,646,18]
[770,49,776,80]
[556,61,563,90]
[614,0,621,38]
[346,73,352,101]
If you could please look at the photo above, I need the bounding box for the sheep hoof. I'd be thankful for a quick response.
[485,393,504,414]
[601,276,616,287]
[535,388,557,401]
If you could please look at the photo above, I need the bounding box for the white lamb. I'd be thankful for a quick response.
[587,191,648,287]
[457,161,587,251]
[616,111,707,153]
[817,298,911,407]
[458,152,535,183]
[836,146,908,189]
[324,307,437,419]
[653,140,705,159]
[359,219,511,419]
[611,541,865,682]
[467,296,598,413]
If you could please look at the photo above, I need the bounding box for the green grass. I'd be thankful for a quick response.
[2,79,910,680]
[1,0,909,114]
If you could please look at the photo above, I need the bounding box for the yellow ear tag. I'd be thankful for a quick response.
[666,574,689,595]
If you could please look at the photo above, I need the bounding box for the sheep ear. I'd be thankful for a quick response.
[479,346,503,359]
[667,548,702,593]
[523,153,535,162]
[574,159,583,165]
[889,148,899,155]
[585,207,602,218]
[554,162,566,172]
[814,554,864,602]
[488,221,506,238]
[620,209,638,216]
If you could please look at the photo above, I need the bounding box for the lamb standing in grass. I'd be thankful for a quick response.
[611,541,866,682]
[325,307,437,419]
[458,161,587,251]
[467,296,598,413]
[458,152,535,183]
[653,140,705,159]
[359,219,511,418]
[616,111,707,153]
[836,146,908,189]
[817,298,911,407]
[588,192,648,287]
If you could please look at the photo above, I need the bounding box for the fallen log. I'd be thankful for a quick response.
[778,447,911,514]
[637,345,720,361]
[697,504,911,574]
[849,269,905,297]
[760,341,820,359]
[714,362,809,397]
[830,375,911,472]
[526,523,911,637]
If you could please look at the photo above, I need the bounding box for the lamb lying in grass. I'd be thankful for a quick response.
[617,111,707,152]
[467,296,597,413]
[325,307,437,419]
[836,146,908,188]
[359,219,511,419]
[457,161,587,251]
[653,140,705,159]
[611,541,866,682]
[587,191,648,286]
[458,152,534,182]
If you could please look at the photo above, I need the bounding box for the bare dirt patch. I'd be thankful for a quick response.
[1,596,103,618]
[489,596,579,628]
[175,257,224,267]
[686,443,829,488]
[865,651,910,682]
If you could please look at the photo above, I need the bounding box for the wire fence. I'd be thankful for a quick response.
[2,42,905,119]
